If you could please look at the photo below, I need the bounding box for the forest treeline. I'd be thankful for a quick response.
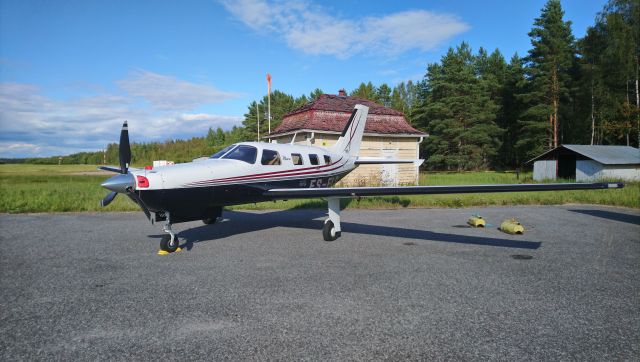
[19,0,639,170]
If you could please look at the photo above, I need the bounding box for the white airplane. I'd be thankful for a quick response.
[99,105,623,253]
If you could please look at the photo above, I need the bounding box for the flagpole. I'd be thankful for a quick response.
[267,73,272,135]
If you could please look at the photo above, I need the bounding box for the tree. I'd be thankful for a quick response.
[242,90,302,141]
[499,54,527,167]
[391,81,420,123]
[579,0,639,146]
[350,82,378,102]
[309,88,324,100]
[517,0,577,161]
[415,43,503,171]
[376,83,392,107]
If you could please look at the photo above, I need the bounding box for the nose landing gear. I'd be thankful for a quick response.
[158,212,182,255]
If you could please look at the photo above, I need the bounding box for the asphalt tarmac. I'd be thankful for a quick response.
[1,205,639,361]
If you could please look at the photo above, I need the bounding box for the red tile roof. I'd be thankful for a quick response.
[272,94,425,136]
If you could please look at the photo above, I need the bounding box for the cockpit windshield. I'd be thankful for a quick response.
[210,144,258,164]
[222,145,257,164]
[210,145,236,159]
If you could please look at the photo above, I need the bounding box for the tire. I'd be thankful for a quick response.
[202,217,217,225]
[323,220,340,242]
[160,234,179,252]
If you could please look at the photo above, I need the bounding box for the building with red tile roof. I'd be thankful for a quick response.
[266,90,426,185]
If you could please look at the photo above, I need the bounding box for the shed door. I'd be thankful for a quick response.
[381,149,397,186]
[558,154,576,179]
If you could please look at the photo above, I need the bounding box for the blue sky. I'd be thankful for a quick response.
[0,0,606,158]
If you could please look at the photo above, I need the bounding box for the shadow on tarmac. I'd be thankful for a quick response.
[154,209,542,252]
[569,208,640,226]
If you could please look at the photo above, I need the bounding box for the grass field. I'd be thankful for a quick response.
[0,164,637,213]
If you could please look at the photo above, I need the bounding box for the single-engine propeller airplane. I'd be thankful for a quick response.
[99,105,624,253]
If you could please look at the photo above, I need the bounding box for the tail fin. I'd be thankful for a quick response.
[330,104,369,156]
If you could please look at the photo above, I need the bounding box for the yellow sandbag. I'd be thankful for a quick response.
[467,215,486,228]
[500,218,524,234]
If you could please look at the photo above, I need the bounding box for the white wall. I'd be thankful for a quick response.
[577,160,640,181]
[533,160,557,181]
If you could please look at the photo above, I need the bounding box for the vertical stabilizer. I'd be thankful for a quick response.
[330,104,369,157]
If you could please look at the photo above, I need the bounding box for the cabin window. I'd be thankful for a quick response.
[210,144,235,159]
[309,154,319,165]
[222,145,257,164]
[261,149,281,165]
[323,155,331,165]
[291,153,303,165]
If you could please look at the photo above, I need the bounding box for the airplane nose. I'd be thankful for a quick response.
[101,173,135,193]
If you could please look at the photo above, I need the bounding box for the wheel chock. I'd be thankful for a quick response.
[500,219,524,234]
[467,215,486,228]
[157,247,182,256]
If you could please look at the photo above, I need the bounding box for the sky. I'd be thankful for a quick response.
[0,0,607,158]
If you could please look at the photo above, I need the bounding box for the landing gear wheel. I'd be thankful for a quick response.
[160,234,180,252]
[323,220,340,242]
[202,217,217,225]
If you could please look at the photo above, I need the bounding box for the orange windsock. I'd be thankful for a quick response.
[266,73,272,94]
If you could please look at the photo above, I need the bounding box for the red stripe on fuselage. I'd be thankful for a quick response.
[184,158,349,187]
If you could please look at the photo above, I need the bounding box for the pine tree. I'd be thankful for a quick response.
[350,82,378,102]
[309,88,324,100]
[242,90,301,141]
[501,54,527,167]
[579,0,639,146]
[376,83,392,107]
[416,43,502,170]
[517,0,577,161]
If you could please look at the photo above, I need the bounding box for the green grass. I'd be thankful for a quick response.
[0,164,104,174]
[0,164,637,213]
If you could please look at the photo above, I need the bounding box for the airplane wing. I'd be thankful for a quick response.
[263,182,624,199]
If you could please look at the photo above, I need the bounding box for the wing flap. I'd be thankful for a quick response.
[264,182,623,199]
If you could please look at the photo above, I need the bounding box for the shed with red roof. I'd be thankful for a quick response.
[266,90,427,185]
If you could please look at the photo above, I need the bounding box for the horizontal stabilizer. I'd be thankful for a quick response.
[264,182,624,200]
[355,157,424,167]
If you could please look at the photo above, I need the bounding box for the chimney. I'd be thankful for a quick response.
[338,89,346,97]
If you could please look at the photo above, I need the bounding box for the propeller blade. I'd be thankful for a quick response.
[98,165,122,173]
[100,191,117,207]
[119,121,131,174]
[126,190,151,220]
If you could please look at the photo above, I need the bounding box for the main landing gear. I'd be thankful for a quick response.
[159,212,181,254]
[323,198,342,242]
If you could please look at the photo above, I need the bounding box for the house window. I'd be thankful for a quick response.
[261,149,281,165]
[292,153,303,165]
[323,155,331,165]
[309,154,319,165]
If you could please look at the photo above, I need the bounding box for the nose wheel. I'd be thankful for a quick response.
[160,234,180,253]
[159,212,181,254]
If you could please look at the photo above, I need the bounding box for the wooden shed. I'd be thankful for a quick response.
[266,91,426,186]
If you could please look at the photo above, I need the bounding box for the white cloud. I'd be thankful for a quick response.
[0,73,243,158]
[220,0,469,58]
[117,70,240,110]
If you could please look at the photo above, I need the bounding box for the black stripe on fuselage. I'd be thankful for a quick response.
[137,171,351,223]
